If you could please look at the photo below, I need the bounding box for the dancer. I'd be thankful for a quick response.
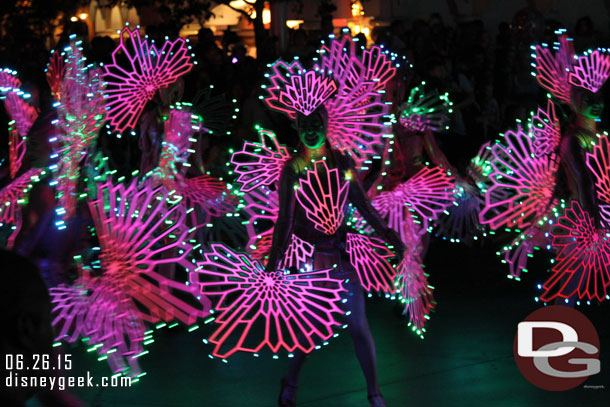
[475,32,610,304]
[218,36,449,404]
[226,36,409,406]
[266,105,404,407]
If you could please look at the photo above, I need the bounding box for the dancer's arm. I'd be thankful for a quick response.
[560,134,599,223]
[265,161,298,271]
[344,157,405,252]
[423,128,456,173]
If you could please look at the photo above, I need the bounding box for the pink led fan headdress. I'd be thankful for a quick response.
[264,36,396,168]
[280,69,337,116]
[192,244,345,358]
[318,35,361,94]
[542,200,610,302]
[568,50,610,93]
[319,37,394,167]
[103,26,194,133]
[361,46,397,93]
[534,32,610,98]
[264,60,336,119]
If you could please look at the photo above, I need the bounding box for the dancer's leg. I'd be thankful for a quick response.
[284,349,307,386]
[342,279,381,396]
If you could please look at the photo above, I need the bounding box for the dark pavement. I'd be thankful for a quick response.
[28,239,609,407]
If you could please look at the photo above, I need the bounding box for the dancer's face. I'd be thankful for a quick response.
[572,88,604,119]
[298,113,326,149]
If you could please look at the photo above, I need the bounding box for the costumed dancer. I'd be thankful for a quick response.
[26,26,214,378]
[477,30,610,305]
[198,36,411,407]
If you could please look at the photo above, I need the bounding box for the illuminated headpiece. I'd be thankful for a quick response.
[534,31,610,98]
[264,36,397,168]
[568,49,610,93]
[103,26,194,133]
[533,33,574,103]
[265,62,336,117]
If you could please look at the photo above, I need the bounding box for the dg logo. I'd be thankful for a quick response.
[513,305,601,391]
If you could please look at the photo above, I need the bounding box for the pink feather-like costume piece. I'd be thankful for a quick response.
[531,99,561,157]
[586,133,610,226]
[0,168,43,248]
[479,127,558,230]
[1,69,38,176]
[50,271,147,376]
[533,34,575,103]
[295,160,349,236]
[103,27,194,132]
[263,37,395,168]
[231,128,291,193]
[568,49,610,93]
[542,201,610,302]
[50,179,211,374]
[374,166,455,241]
[192,244,345,358]
[395,251,435,332]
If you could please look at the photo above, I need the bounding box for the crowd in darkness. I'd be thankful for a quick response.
[0,5,608,181]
